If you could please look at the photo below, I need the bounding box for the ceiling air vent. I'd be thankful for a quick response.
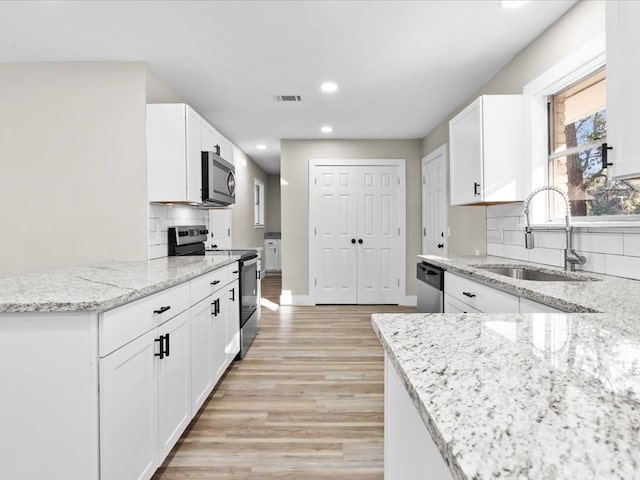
[273,95,302,102]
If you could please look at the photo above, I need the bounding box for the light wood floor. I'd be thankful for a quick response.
[152,274,415,479]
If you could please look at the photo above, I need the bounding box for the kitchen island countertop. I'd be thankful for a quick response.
[0,253,240,313]
[373,311,640,480]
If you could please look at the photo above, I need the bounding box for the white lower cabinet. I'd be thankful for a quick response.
[385,353,453,480]
[444,272,520,313]
[100,309,190,480]
[444,272,567,314]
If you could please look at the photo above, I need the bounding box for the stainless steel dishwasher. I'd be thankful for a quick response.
[416,262,444,313]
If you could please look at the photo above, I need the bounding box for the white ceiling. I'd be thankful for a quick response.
[0,0,577,173]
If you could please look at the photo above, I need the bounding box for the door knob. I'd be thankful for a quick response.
[351,238,356,244]
[437,243,444,249]
[358,239,363,244]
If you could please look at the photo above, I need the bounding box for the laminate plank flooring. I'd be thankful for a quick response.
[152,274,415,480]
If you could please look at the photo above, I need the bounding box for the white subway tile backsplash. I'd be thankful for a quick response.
[503,244,529,261]
[576,252,606,274]
[487,243,505,257]
[486,217,502,230]
[487,230,503,244]
[574,232,624,255]
[148,244,167,260]
[501,202,525,217]
[605,254,640,280]
[623,234,640,257]
[527,247,564,268]
[498,215,524,231]
[503,230,525,246]
[534,231,566,250]
[486,205,503,218]
[147,204,210,259]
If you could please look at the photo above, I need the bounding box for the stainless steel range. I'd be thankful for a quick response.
[168,225,260,359]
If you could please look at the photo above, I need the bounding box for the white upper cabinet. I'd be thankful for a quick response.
[147,104,203,203]
[607,1,640,180]
[201,120,234,165]
[449,95,524,205]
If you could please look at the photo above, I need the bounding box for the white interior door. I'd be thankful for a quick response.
[310,160,404,305]
[357,167,400,304]
[313,166,358,304]
[422,145,448,256]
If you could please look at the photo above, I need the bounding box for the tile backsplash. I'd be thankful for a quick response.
[148,204,209,259]
[486,203,640,280]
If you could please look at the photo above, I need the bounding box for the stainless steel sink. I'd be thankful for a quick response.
[476,266,594,282]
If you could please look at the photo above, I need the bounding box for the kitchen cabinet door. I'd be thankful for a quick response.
[190,296,215,412]
[157,310,192,460]
[147,103,202,203]
[225,279,240,363]
[100,329,159,480]
[607,1,640,180]
[211,289,229,387]
[449,95,524,205]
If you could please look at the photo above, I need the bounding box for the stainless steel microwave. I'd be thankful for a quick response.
[201,151,235,206]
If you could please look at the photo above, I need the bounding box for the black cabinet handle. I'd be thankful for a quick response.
[154,306,171,315]
[211,280,221,286]
[473,182,480,196]
[164,333,170,358]
[212,298,220,316]
[155,336,166,359]
[601,142,613,169]
[351,238,356,244]
[462,292,476,298]
[233,270,239,274]
[257,270,261,280]
[230,287,236,302]
[437,243,444,249]
[358,239,363,244]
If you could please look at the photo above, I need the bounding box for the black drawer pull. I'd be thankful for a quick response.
[233,270,239,274]
[154,306,171,315]
[211,280,221,286]
[462,292,476,298]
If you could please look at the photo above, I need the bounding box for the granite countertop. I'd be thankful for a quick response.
[0,253,240,313]
[419,254,640,315]
[373,312,640,480]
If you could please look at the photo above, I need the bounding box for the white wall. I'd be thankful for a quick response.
[266,174,281,233]
[231,147,269,250]
[280,139,422,301]
[486,204,640,280]
[0,62,148,277]
[421,0,606,256]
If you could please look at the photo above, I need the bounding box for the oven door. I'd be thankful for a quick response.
[240,256,258,327]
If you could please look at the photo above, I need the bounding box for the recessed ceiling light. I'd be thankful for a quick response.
[500,0,529,8]
[256,144,266,150]
[321,82,338,93]
[321,126,333,133]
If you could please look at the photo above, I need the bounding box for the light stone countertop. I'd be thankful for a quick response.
[418,254,640,315]
[372,312,640,480]
[0,253,240,313]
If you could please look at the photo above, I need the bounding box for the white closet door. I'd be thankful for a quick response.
[313,166,358,304]
[422,146,448,256]
[357,167,400,304]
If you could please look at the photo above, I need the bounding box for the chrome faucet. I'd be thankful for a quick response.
[523,186,586,271]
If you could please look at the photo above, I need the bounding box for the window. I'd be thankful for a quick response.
[254,178,264,227]
[548,68,640,218]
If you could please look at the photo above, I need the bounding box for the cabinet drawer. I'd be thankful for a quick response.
[445,272,519,313]
[100,283,190,357]
[444,293,481,314]
[190,263,237,305]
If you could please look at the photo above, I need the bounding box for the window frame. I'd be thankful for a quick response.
[521,33,640,226]
[254,178,265,228]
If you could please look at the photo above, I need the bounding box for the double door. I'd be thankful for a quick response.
[311,164,403,304]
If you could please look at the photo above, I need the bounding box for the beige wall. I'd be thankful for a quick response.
[421,0,605,255]
[266,174,281,232]
[231,148,269,249]
[0,62,148,277]
[280,139,422,301]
